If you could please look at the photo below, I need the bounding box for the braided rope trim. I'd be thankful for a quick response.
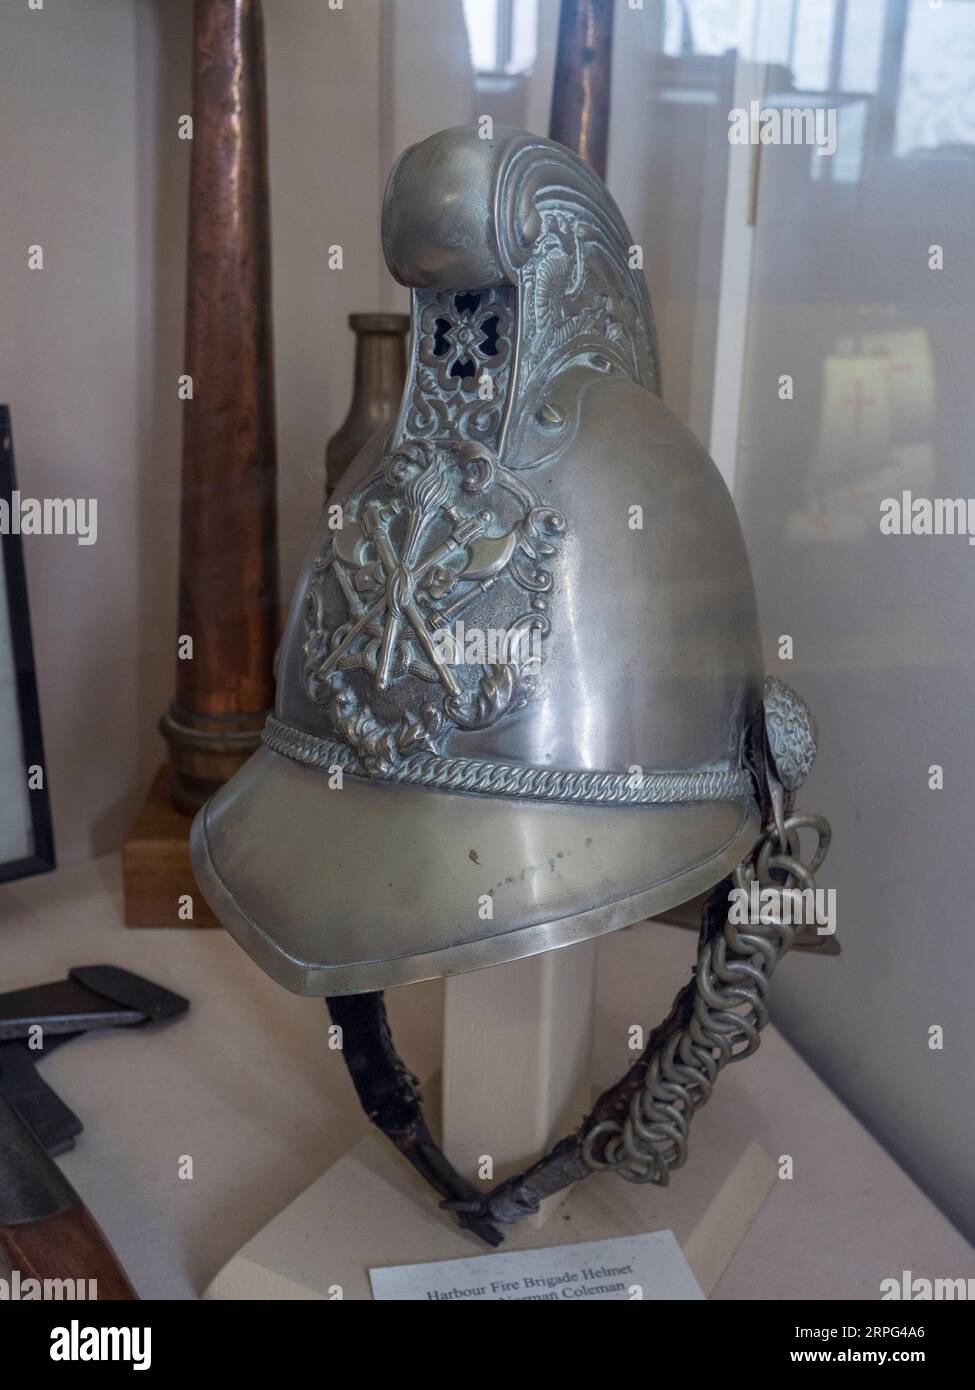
[580,815,830,1185]
[262,715,755,806]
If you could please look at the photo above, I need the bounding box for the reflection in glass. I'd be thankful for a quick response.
[896,0,975,154]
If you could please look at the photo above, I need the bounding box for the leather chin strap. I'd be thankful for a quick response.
[327,876,732,1249]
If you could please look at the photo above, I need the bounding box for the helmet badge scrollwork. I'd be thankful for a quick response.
[302,437,566,777]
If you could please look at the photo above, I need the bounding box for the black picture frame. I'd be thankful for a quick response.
[0,405,55,883]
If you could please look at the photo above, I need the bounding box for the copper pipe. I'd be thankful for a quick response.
[164,0,278,813]
[549,0,615,179]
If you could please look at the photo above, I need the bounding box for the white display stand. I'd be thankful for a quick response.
[442,942,598,1226]
[204,936,777,1300]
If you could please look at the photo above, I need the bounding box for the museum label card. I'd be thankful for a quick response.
[370,1230,703,1301]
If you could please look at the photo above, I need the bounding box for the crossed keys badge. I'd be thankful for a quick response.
[302,439,566,776]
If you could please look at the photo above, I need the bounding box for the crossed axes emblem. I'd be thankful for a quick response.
[318,443,523,697]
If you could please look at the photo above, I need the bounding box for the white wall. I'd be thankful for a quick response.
[0,0,189,865]
[264,0,387,591]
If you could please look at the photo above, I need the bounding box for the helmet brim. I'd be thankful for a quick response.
[191,745,759,996]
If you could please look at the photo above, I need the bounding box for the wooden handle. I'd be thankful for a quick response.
[1,1202,137,1300]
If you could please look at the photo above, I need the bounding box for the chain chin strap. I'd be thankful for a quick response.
[329,680,830,1243]
[580,809,831,1185]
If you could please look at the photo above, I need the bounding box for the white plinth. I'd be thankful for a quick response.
[203,1078,776,1300]
[442,941,597,1226]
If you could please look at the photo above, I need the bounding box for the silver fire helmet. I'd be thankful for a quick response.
[191,127,831,1240]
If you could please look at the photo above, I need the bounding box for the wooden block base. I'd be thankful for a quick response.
[122,766,220,928]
